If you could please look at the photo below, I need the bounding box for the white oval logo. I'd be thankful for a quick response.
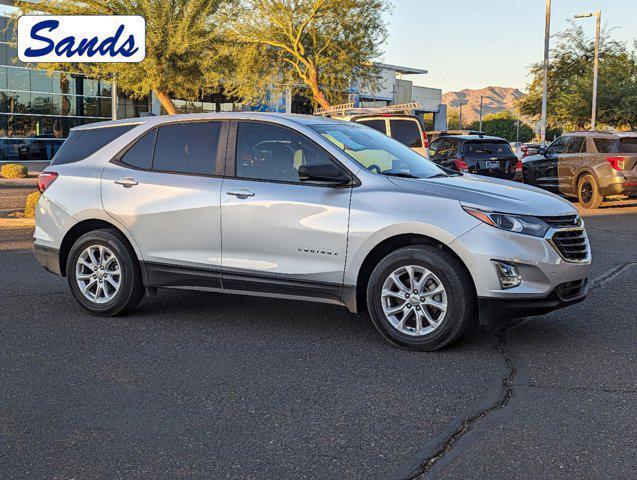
[17,15,146,63]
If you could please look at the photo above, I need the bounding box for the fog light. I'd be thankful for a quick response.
[492,261,521,289]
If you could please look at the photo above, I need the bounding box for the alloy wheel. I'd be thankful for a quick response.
[380,265,448,337]
[75,245,121,304]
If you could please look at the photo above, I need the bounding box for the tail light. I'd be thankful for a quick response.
[607,157,625,171]
[37,172,58,193]
[453,159,469,172]
[422,131,429,149]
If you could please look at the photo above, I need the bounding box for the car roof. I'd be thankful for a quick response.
[436,134,506,142]
[563,131,637,138]
[71,112,347,132]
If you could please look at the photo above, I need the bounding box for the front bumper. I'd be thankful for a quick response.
[449,222,591,323]
[478,278,588,325]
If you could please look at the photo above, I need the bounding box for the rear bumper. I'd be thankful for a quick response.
[478,279,588,325]
[33,243,61,276]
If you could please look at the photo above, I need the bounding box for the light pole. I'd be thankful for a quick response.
[540,0,551,147]
[457,101,467,129]
[575,10,601,130]
[478,95,493,132]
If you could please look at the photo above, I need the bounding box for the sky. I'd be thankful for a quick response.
[382,0,637,93]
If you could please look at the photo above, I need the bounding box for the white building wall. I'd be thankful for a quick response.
[412,86,442,113]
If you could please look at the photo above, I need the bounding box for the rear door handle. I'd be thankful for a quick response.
[227,188,255,199]
[114,177,138,188]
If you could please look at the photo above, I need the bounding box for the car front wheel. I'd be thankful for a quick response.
[366,246,474,351]
[66,229,145,316]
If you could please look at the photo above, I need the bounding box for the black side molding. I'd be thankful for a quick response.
[142,262,343,305]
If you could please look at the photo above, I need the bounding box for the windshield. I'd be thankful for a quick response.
[310,123,446,179]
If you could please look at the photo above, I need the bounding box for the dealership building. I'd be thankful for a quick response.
[0,12,446,162]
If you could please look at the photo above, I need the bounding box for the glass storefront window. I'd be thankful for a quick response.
[1,91,30,113]
[31,70,53,93]
[7,67,29,91]
[99,97,112,117]
[0,66,6,90]
[99,81,112,97]
[84,78,99,96]
[31,93,56,115]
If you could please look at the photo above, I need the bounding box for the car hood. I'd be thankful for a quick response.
[387,174,576,216]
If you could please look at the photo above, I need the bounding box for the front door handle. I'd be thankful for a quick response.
[114,177,138,188]
[227,188,255,199]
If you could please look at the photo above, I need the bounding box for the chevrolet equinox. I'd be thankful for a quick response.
[34,113,591,351]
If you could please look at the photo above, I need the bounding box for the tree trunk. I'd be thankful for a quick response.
[307,67,331,110]
[153,88,177,115]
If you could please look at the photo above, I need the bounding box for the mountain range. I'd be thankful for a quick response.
[442,86,527,124]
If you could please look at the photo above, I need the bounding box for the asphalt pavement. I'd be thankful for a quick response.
[0,206,635,479]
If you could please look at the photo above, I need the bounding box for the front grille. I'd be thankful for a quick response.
[541,214,580,228]
[550,229,590,262]
[556,279,588,300]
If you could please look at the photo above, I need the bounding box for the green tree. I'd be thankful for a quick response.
[225,0,389,110]
[518,23,637,130]
[15,0,230,114]
[468,111,534,142]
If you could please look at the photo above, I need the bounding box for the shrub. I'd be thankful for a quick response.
[23,191,41,218]
[1,163,28,179]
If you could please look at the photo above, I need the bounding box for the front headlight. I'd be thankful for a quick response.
[463,206,549,237]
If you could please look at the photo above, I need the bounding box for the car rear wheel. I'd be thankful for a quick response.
[66,229,145,316]
[366,246,474,351]
[577,174,603,209]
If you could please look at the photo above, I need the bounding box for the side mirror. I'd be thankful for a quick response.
[298,164,350,185]
[537,147,547,156]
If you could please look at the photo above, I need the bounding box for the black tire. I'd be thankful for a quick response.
[366,246,474,351]
[66,228,145,316]
[577,174,604,209]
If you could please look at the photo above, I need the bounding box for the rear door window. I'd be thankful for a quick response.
[51,124,138,165]
[356,119,386,134]
[566,136,585,154]
[152,122,221,175]
[120,129,157,170]
[389,119,423,148]
[593,138,618,153]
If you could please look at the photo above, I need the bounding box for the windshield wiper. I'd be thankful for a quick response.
[383,172,420,179]
[427,173,450,179]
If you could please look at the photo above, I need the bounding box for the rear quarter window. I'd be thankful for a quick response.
[51,125,138,165]
[356,119,386,134]
[389,119,423,148]
[619,137,637,153]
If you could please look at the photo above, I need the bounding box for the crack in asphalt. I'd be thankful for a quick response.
[590,262,637,289]
[409,322,523,479]
[518,384,636,394]
[407,262,637,478]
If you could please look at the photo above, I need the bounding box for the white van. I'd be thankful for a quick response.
[315,102,429,158]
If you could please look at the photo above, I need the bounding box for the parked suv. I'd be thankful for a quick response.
[523,131,637,209]
[428,134,523,181]
[34,113,590,351]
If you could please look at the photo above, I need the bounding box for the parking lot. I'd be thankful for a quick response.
[0,197,634,479]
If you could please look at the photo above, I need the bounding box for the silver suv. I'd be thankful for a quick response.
[34,113,591,351]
